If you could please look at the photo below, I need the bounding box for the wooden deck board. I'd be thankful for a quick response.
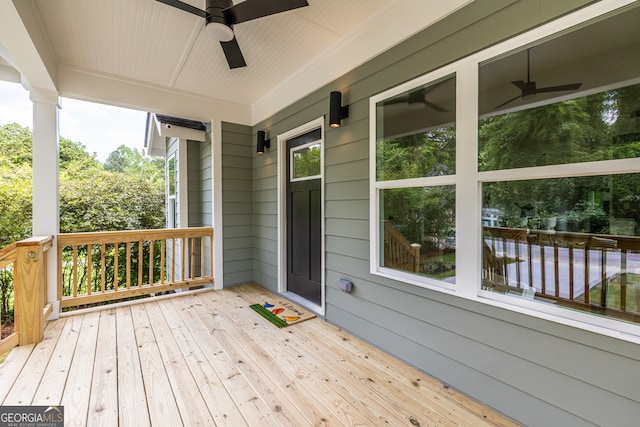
[62,311,101,427]
[115,306,151,427]
[0,284,519,426]
[3,318,66,405]
[32,315,83,405]
[130,303,183,426]
[87,309,119,425]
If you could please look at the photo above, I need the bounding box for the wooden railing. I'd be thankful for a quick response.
[482,226,640,320]
[0,236,53,354]
[383,221,421,273]
[57,227,214,309]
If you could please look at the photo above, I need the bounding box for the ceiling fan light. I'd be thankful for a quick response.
[206,20,234,42]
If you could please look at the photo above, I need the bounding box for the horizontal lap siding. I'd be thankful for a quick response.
[250,1,640,425]
[222,122,252,286]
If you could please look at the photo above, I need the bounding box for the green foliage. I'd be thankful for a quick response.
[0,123,166,317]
[292,145,321,178]
[60,168,165,232]
[479,84,640,235]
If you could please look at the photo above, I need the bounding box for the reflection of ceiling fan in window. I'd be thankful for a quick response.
[384,87,449,112]
[156,0,309,69]
[496,49,582,109]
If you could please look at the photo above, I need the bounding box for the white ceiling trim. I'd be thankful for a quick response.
[56,63,252,124]
[252,0,475,125]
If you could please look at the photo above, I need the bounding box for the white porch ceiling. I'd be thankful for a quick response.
[0,0,472,125]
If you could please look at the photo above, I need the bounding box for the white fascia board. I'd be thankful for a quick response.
[251,0,473,124]
[56,64,252,126]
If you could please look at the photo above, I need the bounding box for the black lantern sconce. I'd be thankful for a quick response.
[256,130,271,154]
[329,91,349,128]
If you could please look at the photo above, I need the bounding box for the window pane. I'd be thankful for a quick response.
[478,7,640,171]
[381,186,456,283]
[292,144,320,179]
[376,76,456,181]
[168,156,176,196]
[482,174,640,324]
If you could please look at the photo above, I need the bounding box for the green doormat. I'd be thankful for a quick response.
[249,299,316,328]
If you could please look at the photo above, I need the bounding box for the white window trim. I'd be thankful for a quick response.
[290,141,322,182]
[369,0,640,343]
[370,65,459,293]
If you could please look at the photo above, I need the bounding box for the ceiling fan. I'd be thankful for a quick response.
[156,0,309,69]
[495,48,582,109]
[384,87,448,112]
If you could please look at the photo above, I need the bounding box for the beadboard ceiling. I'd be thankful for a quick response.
[1,0,474,124]
[34,0,396,105]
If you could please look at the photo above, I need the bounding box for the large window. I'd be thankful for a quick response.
[478,5,640,326]
[371,2,640,338]
[371,74,457,288]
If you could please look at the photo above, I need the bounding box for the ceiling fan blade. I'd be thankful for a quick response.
[384,97,411,105]
[495,94,522,109]
[220,37,246,69]
[511,80,527,90]
[224,0,309,25]
[423,100,449,113]
[155,0,207,18]
[535,83,582,94]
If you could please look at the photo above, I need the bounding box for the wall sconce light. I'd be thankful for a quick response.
[329,91,349,128]
[256,130,270,154]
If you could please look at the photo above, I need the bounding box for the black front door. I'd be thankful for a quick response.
[286,129,322,305]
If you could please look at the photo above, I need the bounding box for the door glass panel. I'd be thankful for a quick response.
[291,143,321,180]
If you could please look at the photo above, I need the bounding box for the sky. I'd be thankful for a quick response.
[0,80,148,162]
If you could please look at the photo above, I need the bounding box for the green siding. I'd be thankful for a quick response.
[222,122,253,286]
[247,0,640,425]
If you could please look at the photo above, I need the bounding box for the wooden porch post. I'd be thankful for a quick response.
[14,237,52,345]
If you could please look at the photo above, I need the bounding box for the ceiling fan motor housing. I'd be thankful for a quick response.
[205,0,234,42]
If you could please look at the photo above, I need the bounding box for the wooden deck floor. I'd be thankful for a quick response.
[0,284,519,426]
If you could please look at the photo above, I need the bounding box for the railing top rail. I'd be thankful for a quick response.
[57,227,214,246]
[483,226,640,250]
[0,242,18,264]
[16,235,54,250]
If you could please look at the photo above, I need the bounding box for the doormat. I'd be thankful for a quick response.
[249,299,315,328]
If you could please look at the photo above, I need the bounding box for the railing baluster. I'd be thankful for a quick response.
[200,237,205,278]
[540,242,546,295]
[149,239,155,286]
[172,238,176,283]
[161,239,166,284]
[182,237,186,281]
[621,249,627,312]
[100,243,106,293]
[554,243,559,298]
[114,242,119,291]
[138,240,143,287]
[126,242,131,289]
[191,237,196,279]
[87,244,92,295]
[72,245,79,297]
[584,245,590,305]
[568,245,575,300]
[209,235,214,280]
